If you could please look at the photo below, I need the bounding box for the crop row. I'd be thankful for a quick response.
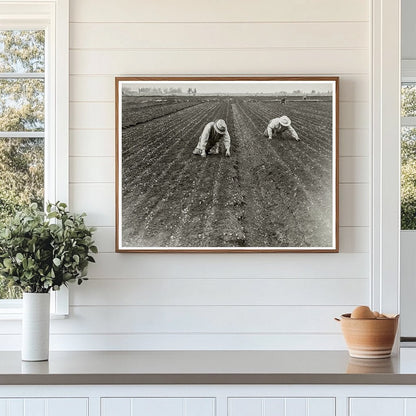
[246,101,333,173]
[121,100,230,247]
[235,100,333,246]
[121,98,206,128]
[120,97,334,248]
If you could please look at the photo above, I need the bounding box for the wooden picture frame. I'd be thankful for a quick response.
[115,77,339,253]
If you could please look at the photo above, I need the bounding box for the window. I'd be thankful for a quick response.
[0,0,69,314]
[0,30,45,299]
[401,65,416,230]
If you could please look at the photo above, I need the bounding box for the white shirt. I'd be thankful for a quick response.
[267,118,299,140]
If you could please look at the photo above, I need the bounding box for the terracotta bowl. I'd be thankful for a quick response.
[337,313,399,359]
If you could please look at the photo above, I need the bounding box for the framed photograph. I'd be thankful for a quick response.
[115,77,339,252]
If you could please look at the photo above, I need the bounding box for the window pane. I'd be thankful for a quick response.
[0,30,45,73]
[401,127,416,230]
[402,83,416,117]
[0,78,44,132]
[0,137,44,218]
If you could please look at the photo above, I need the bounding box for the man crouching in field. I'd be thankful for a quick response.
[192,119,231,158]
[263,115,300,141]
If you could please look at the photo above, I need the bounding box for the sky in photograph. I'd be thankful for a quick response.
[121,80,334,96]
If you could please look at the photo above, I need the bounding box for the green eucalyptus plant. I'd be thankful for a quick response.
[0,202,97,293]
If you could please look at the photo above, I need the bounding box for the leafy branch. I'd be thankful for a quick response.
[0,202,97,293]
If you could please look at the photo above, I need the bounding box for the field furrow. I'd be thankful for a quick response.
[250,101,333,158]
[122,101,216,168]
[122,102,222,246]
[120,94,335,248]
[243,101,332,185]
[122,96,204,128]
[232,102,329,247]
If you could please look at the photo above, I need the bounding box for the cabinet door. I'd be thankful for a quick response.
[0,399,22,416]
[350,398,416,416]
[101,398,215,416]
[0,398,88,416]
[228,398,335,416]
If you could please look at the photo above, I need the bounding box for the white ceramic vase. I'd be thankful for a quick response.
[22,292,50,361]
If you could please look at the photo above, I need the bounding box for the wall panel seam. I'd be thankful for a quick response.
[69,47,369,52]
[69,20,370,24]
[43,331,345,335]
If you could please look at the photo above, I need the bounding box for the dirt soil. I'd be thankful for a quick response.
[121,97,334,248]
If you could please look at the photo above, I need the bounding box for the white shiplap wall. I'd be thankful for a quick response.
[8,0,373,350]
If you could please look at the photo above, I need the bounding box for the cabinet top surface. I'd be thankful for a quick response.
[1,349,416,385]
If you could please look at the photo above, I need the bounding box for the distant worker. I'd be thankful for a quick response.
[280,97,286,105]
[193,119,231,158]
[263,115,300,141]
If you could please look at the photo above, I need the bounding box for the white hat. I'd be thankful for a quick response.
[279,116,291,127]
[214,119,227,134]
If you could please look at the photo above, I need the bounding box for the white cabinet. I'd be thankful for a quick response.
[101,397,215,416]
[350,398,416,416]
[228,398,335,416]
[0,398,88,416]
[4,385,416,416]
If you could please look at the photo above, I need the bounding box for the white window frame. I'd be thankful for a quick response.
[0,0,69,317]
[399,60,416,340]
[371,0,401,325]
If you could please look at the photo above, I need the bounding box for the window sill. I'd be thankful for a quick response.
[0,286,69,317]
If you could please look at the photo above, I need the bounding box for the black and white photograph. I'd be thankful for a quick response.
[116,77,338,252]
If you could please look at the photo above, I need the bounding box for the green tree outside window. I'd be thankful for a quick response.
[0,30,45,299]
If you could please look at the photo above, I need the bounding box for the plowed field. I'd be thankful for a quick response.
[121,97,334,248]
